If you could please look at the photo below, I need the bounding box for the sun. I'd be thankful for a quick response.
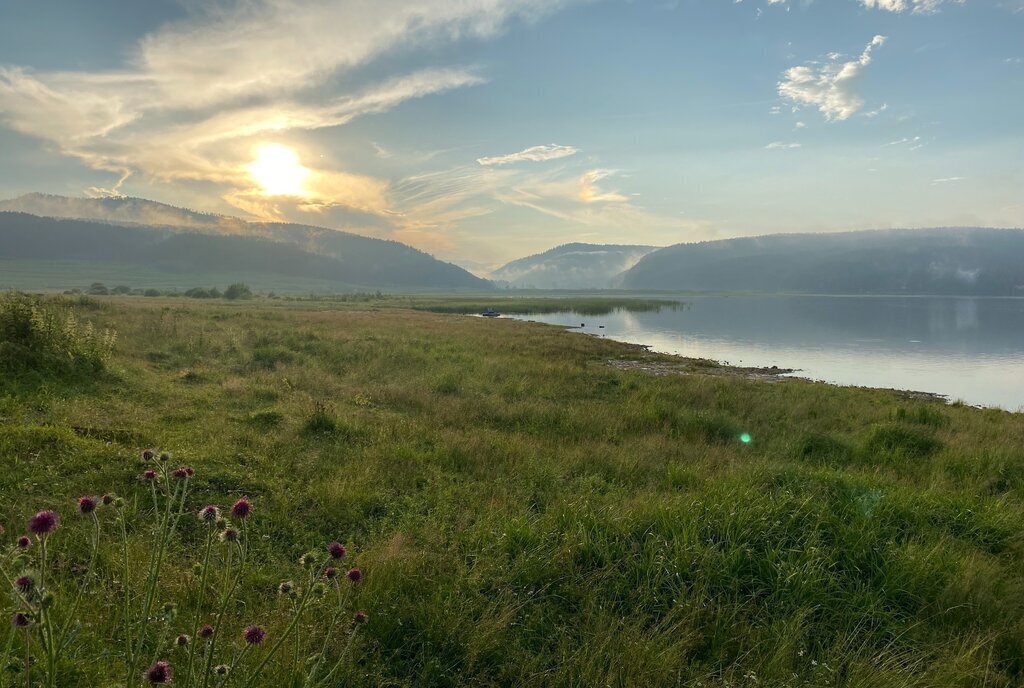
[247,143,310,196]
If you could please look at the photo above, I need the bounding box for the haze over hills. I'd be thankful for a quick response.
[0,194,490,291]
[618,228,1024,296]
[489,243,658,289]
[0,193,242,232]
[4,193,1023,297]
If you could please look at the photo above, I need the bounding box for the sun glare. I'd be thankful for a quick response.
[248,143,310,196]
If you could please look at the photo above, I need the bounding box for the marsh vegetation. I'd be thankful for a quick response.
[1,295,1023,686]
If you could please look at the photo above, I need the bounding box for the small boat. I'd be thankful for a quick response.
[481,308,501,318]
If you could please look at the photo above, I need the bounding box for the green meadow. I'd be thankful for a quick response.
[2,294,1024,686]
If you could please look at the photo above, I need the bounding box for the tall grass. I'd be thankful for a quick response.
[0,296,1022,686]
[0,292,116,376]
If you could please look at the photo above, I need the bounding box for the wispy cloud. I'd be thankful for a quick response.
[578,169,629,203]
[765,141,802,149]
[0,0,579,218]
[931,176,968,183]
[859,0,964,13]
[884,136,922,146]
[477,143,579,166]
[778,35,887,121]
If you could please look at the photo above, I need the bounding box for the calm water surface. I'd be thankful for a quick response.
[509,296,1024,411]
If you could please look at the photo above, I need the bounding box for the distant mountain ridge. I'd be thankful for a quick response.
[490,242,658,289]
[0,192,243,232]
[0,194,490,290]
[618,228,1024,295]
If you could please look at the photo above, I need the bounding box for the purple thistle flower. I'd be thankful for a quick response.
[231,498,252,520]
[14,575,34,594]
[354,610,368,624]
[198,624,214,639]
[328,541,346,560]
[142,449,155,461]
[176,633,190,647]
[172,466,189,479]
[11,612,30,628]
[145,660,172,684]
[185,466,195,477]
[77,496,98,515]
[142,470,157,482]
[220,527,239,543]
[28,510,58,537]
[198,505,220,524]
[16,535,30,549]
[324,566,337,580]
[243,625,266,645]
[346,568,363,584]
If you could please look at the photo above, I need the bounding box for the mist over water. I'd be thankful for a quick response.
[510,295,1024,411]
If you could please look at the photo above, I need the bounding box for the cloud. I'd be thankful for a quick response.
[884,136,921,146]
[931,176,968,184]
[765,141,802,149]
[578,169,630,203]
[859,0,964,13]
[0,0,578,216]
[477,143,579,166]
[777,35,887,121]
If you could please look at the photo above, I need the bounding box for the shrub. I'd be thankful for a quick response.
[224,283,253,300]
[0,292,116,375]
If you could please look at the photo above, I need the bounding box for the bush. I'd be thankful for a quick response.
[185,287,224,299]
[224,283,253,300]
[0,292,116,375]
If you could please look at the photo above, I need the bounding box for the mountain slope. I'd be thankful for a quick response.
[0,194,490,290]
[490,243,658,289]
[0,192,240,232]
[0,212,490,290]
[618,228,1024,295]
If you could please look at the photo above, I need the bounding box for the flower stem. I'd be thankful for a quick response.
[185,527,216,688]
[201,521,249,688]
[241,564,325,688]
[57,513,101,652]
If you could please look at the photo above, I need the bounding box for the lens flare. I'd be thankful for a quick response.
[740,433,752,444]
[248,143,309,196]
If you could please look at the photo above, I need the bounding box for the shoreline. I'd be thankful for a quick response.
[514,317,971,409]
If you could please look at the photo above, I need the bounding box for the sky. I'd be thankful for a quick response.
[0,0,1021,271]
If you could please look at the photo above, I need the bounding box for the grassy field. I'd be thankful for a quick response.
[2,295,1024,686]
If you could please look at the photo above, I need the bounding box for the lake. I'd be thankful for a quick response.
[508,295,1024,411]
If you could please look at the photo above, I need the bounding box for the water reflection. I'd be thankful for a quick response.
[511,296,1024,411]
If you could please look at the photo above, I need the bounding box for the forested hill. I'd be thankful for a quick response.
[617,228,1024,295]
[0,212,491,290]
[490,243,658,289]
